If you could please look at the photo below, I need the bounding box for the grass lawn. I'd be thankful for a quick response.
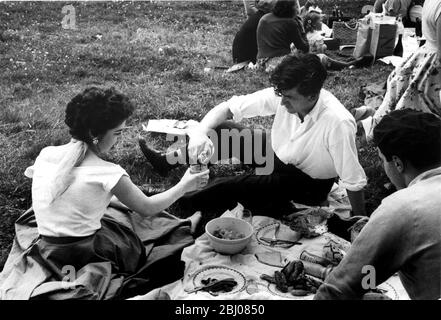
[0,0,394,271]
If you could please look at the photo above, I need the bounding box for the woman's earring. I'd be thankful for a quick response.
[93,137,99,146]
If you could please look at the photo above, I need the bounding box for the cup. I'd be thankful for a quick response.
[241,209,253,225]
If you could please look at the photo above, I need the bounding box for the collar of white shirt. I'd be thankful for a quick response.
[408,166,441,187]
[297,92,326,124]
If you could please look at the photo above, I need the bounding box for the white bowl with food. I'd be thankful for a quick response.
[205,217,254,255]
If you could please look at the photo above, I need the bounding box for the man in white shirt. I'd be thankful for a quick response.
[172,53,366,216]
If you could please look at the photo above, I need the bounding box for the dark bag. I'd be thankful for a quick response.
[369,22,397,59]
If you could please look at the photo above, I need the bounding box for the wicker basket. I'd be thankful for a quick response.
[332,20,358,45]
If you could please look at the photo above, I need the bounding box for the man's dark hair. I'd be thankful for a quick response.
[272,0,297,18]
[270,53,327,97]
[373,109,441,170]
[65,87,135,144]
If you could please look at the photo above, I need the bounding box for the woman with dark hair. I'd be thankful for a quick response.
[0,87,209,300]
[256,0,308,72]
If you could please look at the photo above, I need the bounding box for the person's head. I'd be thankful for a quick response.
[373,109,441,189]
[303,11,322,33]
[269,53,327,115]
[256,0,277,14]
[272,0,300,18]
[65,87,135,154]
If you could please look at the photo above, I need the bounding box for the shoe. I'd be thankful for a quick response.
[353,55,374,68]
[138,138,176,177]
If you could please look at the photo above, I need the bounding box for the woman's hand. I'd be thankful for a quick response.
[178,168,210,193]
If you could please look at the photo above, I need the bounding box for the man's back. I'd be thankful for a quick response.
[315,167,441,300]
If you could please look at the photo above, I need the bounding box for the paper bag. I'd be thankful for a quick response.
[370,22,397,59]
[353,18,373,59]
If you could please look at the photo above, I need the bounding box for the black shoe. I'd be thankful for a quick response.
[138,138,177,177]
[354,55,374,68]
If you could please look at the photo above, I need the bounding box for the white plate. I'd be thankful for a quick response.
[255,222,302,248]
[377,281,399,300]
[191,265,246,295]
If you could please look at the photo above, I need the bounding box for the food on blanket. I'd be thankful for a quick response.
[291,289,309,296]
[322,240,347,265]
[300,250,334,267]
[274,271,289,293]
[198,277,238,294]
[206,217,253,254]
[283,208,332,238]
[260,260,323,296]
[255,251,285,267]
[260,274,277,284]
[282,260,304,283]
[212,227,245,240]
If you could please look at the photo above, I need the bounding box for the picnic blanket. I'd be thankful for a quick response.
[131,202,409,300]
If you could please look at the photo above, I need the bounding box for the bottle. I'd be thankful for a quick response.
[394,16,404,57]
[302,261,334,280]
[300,250,333,267]
[332,6,337,17]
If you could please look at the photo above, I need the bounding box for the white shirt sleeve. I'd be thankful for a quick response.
[101,165,129,192]
[24,165,34,178]
[328,119,367,192]
[227,87,281,122]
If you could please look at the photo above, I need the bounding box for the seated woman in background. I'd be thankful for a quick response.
[0,87,209,300]
[256,0,308,73]
[304,12,372,71]
[365,0,440,140]
[233,0,275,64]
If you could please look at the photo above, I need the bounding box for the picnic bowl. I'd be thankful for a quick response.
[205,217,253,255]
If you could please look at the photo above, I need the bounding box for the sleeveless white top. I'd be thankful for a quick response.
[25,145,128,237]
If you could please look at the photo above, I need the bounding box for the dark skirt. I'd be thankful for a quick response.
[0,207,195,300]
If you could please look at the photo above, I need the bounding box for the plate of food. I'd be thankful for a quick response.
[189,265,246,296]
[256,222,302,248]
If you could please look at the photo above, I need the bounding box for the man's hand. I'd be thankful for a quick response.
[187,130,214,165]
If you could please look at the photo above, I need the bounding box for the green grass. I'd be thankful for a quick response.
[0,0,392,271]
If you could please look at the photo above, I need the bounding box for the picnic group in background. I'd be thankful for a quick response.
[234,0,374,73]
